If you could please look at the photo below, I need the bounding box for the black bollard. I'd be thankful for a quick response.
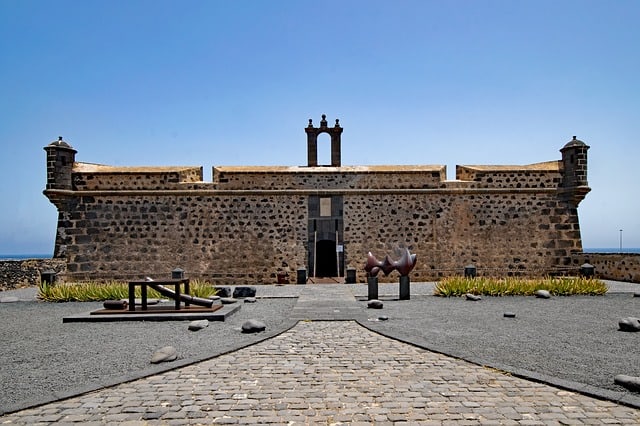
[296,268,307,285]
[367,276,378,300]
[464,264,477,278]
[172,268,185,279]
[580,263,595,278]
[399,275,410,300]
[346,267,356,284]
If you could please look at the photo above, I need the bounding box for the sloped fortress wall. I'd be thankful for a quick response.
[43,119,590,283]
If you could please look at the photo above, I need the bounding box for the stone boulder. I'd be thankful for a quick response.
[233,286,257,298]
[465,293,481,301]
[614,374,640,392]
[188,320,209,331]
[151,346,177,364]
[220,297,238,305]
[618,317,640,332]
[214,287,232,298]
[242,319,266,333]
[367,300,383,309]
[534,290,551,299]
[504,312,516,318]
[244,297,257,303]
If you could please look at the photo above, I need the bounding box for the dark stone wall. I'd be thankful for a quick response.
[571,253,640,283]
[53,193,307,283]
[0,259,66,290]
[42,141,591,284]
[344,191,582,282]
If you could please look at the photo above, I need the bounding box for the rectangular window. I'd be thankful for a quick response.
[320,197,332,217]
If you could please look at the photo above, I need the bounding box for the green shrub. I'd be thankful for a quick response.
[433,276,607,297]
[38,279,218,302]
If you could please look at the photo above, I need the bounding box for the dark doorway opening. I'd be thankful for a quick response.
[315,239,337,277]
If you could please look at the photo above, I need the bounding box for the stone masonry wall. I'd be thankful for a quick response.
[212,167,446,190]
[455,163,562,188]
[72,167,202,191]
[44,146,589,284]
[55,193,307,284]
[344,191,582,282]
[0,259,66,291]
[571,253,640,283]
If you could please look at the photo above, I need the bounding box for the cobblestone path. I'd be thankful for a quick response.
[1,321,638,425]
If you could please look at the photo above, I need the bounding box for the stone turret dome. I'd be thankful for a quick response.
[48,136,74,149]
[561,135,587,151]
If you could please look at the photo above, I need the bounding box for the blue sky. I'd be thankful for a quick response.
[0,0,638,255]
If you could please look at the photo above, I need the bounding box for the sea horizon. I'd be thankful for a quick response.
[1,247,639,260]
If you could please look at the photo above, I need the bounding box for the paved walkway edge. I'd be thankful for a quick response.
[356,320,640,410]
[0,319,299,416]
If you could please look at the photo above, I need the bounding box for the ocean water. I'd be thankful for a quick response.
[583,248,640,254]
[0,254,52,260]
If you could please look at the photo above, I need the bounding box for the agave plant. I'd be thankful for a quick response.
[38,279,218,302]
[434,276,607,297]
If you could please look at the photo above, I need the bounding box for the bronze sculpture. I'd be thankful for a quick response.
[364,248,417,277]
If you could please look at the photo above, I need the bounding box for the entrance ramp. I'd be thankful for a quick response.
[306,276,344,284]
[290,284,362,320]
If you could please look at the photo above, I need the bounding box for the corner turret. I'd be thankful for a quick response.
[559,136,590,205]
[44,136,76,190]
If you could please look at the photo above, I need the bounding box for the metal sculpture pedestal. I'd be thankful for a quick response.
[399,275,410,300]
[367,276,378,300]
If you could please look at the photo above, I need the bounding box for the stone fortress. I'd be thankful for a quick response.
[43,115,591,284]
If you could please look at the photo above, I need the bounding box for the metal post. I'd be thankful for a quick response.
[367,276,378,300]
[335,229,339,278]
[620,229,623,252]
[313,230,317,278]
[399,275,410,300]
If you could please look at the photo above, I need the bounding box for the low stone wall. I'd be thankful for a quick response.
[0,259,67,291]
[571,253,640,283]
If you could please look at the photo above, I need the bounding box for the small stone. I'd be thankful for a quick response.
[0,296,20,303]
[465,293,482,301]
[241,319,266,333]
[220,297,238,304]
[208,295,221,301]
[367,299,383,309]
[378,315,389,321]
[633,292,640,298]
[535,289,551,299]
[150,346,177,364]
[618,317,640,332]
[214,287,232,298]
[244,297,257,303]
[614,374,640,392]
[233,286,257,298]
[504,312,516,318]
[188,320,209,331]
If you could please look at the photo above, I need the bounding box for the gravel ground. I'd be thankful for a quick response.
[0,281,638,413]
[0,290,297,413]
[361,293,639,393]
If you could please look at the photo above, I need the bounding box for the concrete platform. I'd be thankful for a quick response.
[62,303,240,323]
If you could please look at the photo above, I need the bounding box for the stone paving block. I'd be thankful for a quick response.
[2,321,640,425]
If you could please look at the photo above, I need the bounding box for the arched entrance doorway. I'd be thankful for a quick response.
[315,239,338,277]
